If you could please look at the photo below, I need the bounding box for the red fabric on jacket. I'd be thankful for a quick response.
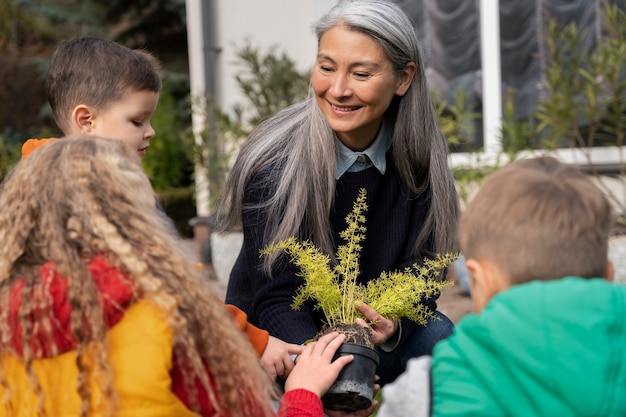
[278,389,324,417]
[7,257,134,358]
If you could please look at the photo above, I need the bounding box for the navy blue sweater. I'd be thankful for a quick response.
[225,154,438,346]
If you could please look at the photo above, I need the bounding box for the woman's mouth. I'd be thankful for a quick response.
[330,103,362,112]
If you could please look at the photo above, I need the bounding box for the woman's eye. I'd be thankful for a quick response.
[354,72,370,79]
[319,65,333,73]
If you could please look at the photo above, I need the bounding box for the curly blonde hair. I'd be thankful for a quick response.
[0,136,276,417]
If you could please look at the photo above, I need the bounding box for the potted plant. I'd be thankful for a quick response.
[262,188,457,412]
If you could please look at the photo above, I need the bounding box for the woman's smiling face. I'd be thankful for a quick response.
[311,25,415,151]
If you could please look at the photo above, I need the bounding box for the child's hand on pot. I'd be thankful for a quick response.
[284,332,353,396]
[355,302,398,345]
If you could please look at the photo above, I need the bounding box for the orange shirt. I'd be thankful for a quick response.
[21,138,58,159]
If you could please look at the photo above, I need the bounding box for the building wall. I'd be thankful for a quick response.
[212,0,336,113]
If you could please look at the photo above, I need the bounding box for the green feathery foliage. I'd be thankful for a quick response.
[261,188,457,328]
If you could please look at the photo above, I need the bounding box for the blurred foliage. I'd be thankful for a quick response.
[0,0,193,232]
[441,3,626,218]
[190,41,310,210]
[2,0,187,47]
[537,3,626,151]
[156,186,196,238]
[433,88,480,152]
[0,0,59,49]
[500,87,535,162]
[536,2,626,220]
[0,134,22,183]
[0,0,192,185]
[0,51,50,137]
[142,80,193,191]
[101,0,188,66]
[234,40,310,127]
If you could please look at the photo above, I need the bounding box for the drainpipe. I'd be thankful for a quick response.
[185,0,214,217]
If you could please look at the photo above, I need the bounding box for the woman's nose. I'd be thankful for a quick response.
[329,75,352,98]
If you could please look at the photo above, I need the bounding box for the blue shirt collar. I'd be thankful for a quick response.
[335,121,392,179]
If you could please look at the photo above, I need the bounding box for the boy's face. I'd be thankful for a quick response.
[79,90,159,162]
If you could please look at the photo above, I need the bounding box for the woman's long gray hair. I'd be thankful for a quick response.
[217,0,459,272]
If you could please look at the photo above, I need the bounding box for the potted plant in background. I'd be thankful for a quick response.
[262,188,457,412]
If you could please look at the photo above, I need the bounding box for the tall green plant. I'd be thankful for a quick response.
[433,88,480,151]
[262,189,456,328]
[501,87,534,161]
[432,88,497,207]
[536,3,626,222]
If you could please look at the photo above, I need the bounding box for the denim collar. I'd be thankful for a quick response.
[335,121,392,180]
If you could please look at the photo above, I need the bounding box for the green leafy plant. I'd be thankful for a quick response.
[536,3,626,227]
[433,87,480,152]
[188,41,310,211]
[261,188,457,335]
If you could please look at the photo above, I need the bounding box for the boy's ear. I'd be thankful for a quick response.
[465,258,507,312]
[605,260,615,282]
[71,105,95,133]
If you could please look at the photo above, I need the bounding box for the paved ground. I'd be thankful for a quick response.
[437,278,474,324]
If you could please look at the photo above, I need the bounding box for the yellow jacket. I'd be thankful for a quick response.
[0,300,198,417]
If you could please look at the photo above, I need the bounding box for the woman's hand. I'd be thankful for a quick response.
[355,302,398,345]
[284,332,353,396]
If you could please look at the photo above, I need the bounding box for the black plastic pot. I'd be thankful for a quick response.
[321,343,380,412]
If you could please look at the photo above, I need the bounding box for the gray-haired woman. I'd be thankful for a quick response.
[217,0,460,386]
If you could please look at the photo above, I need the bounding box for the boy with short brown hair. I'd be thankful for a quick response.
[458,156,614,311]
[23,36,160,162]
[378,156,626,417]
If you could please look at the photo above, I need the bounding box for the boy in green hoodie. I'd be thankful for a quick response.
[378,156,625,417]
[22,36,304,380]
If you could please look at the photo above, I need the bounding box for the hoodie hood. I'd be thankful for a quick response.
[5,256,134,359]
[433,277,626,416]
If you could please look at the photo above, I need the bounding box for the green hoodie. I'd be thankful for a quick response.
[432,277,626,417]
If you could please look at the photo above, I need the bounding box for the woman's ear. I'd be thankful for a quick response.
[394,61,416,97]
[71,105,95,134]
